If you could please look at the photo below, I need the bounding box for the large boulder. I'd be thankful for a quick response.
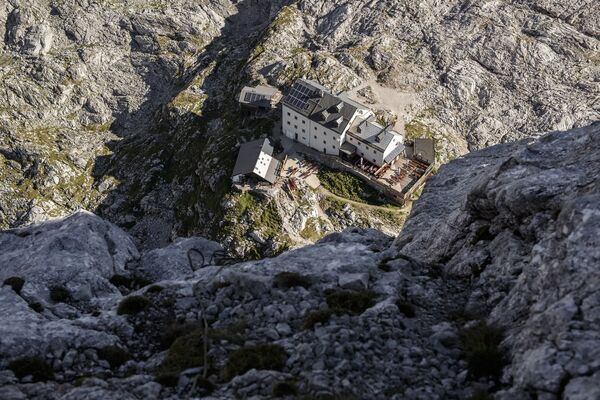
[0,286,121,368]
[137,237,223,282]
[0,211,139,304]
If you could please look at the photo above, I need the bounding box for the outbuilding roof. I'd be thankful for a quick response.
[239,85,281,108]
[414,138,435,165]
[232,138,274,177]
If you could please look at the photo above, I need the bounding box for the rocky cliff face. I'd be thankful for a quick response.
[1,0,598,256]
[395,122,600,399]
[0,124,598,399]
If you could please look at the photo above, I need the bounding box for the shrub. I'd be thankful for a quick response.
[8,356,54,382]
[146,285,163,294]
[194,377,216,395]
[209,320,248,345]
[155,372,179,387]
[460,322,507,379]
[224,344,287,380]
[3,277,25,294]
[97,346,130,369]
[159,322,200,350]
[110,275,151,290]
[303,309,333,329]
[157,329,205,380]
[325,289,377,315]
[49,285,71,303]
[273,272,312,290]
[273,380,299,397]
[395,300,416,318]
[117,296,151,315]
[109,274,133,288]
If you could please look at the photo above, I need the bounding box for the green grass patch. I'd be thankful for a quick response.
[317,167,383,205]
[300,217,325,241]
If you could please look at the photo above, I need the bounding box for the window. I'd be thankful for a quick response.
[314,135,317,139]
[302,120,305,124]
[287,121,290,125]
[302,129,305,133]
[323,140,326,144]
[372,159,376,163]
[332,145,336,149]
[287,112,290,116]
[374,149,377,154]
[294,125,297,129]
[294,116,298,120]
[314,127,317,130]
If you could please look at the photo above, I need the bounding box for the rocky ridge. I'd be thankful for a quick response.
[0,124,598,399]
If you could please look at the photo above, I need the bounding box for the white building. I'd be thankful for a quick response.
[282,79,405,167]
[231,138,280,184]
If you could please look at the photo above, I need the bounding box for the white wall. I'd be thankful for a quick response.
[308,122,343,155]
[253,151,273,179]
[282,105,311,147]
[346,134,385,166]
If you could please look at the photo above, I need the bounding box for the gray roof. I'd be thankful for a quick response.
[347,118,401,152]
[239,85,281,108]
[340,142,357,155]
[232,138,275,177]
[282,79,360,135]
[384,143,406,164]
[414,138,435,164]
[264,158,280,184]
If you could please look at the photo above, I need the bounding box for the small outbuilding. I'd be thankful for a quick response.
[232,138,281,184]
[413,138,436,165]
[238,85,282,110]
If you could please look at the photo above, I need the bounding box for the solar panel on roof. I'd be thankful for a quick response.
[286,82,317,110]
[244,92,269,104]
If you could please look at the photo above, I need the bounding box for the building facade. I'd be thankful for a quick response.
[282,79,404,167]
[231,138,280,184]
